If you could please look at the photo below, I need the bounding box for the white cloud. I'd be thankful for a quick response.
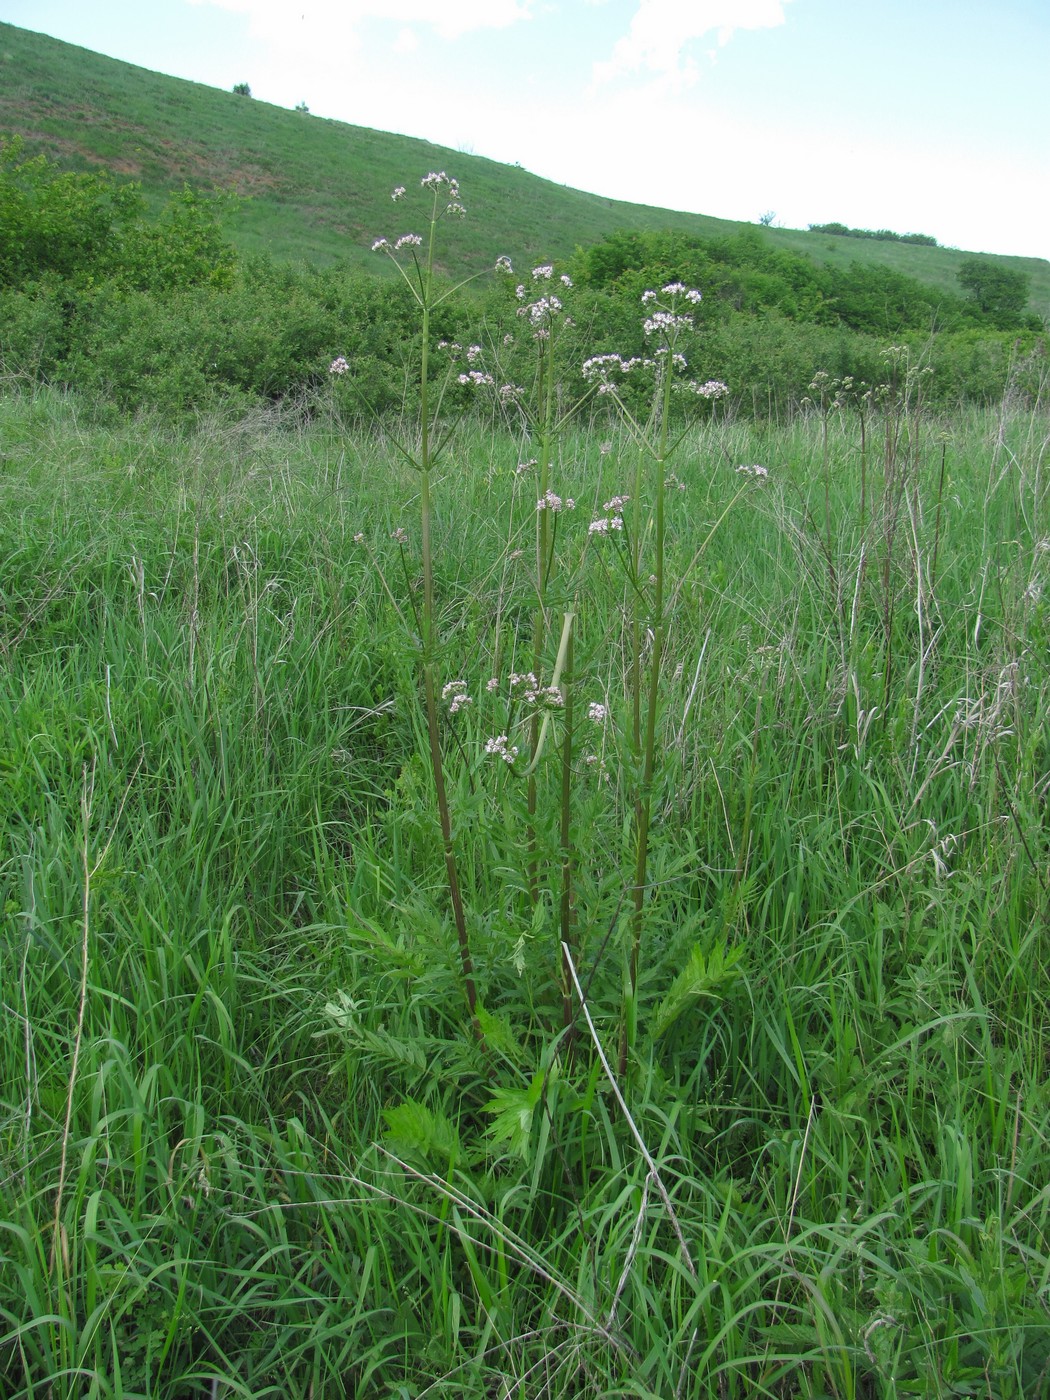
[593,0,792,87]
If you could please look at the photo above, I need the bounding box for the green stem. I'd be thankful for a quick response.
[621,351,674,1075]
[526,336,557,905]
[559,627,574,1033]
[415,195,480,1031]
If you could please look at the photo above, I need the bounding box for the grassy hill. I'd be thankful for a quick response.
[2,19,1048,317]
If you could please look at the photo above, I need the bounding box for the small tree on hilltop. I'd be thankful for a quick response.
[957,256,1030,329]
[232,82,252,97]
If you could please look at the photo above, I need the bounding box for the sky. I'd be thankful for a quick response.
[2,0,1048,260]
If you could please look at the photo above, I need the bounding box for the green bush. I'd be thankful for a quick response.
[957,256,1034,330]
[0,162,1042,424]
[0,136,138,286]
[932,328,1047,403]
[0,277,71,378]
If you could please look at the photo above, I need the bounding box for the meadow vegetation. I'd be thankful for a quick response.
[2,17,1049,316]
[1,148,1049,1398]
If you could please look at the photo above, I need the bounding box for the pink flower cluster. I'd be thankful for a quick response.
[484,734,519,763]
[514,264,573,337]
[536,489,575,513]
[588,491,630,535]
[509,672,564,708]
[420,170,465,214]
[643,310,694,338]
[442,679,473,715]
[581,353,651,391]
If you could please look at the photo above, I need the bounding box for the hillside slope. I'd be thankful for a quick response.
[2,20,1047,317]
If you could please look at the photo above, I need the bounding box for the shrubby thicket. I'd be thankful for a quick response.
[0,139,1045,418]
[807,220,939,246]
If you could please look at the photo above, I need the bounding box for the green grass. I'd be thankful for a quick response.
[2,19,1049,319]
[1,375,1048,1397]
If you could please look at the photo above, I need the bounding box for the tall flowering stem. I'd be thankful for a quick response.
[582,285,726,1074]
[625,316,677,1071]
[503,267,579,903]
[529,312,560,901]
[360,174,484,1028]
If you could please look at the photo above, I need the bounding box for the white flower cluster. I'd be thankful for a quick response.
[587,702,608,723]
[642,284,702,305]
[536,489,575,513]
[484,734,519,763]
[425,171,454,192]
[442,679,473,715]
[509,672,564,708]
[458,370,495,388]
[514,264,572,337]
[495,254,514,274]
[581,353,653,392]
[735,463,769,478]
[588,493,629,535]
[637,285,704,366]
[421,170,465,215]
[329,356,349,375]
[692,380,729,399]
[518,294,563,327]
[379,173,465,239]
[643,310,694,338]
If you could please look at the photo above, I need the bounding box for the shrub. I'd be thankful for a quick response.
[0,138,237,294]
[0,136,139,286]
[957,256,1033,330]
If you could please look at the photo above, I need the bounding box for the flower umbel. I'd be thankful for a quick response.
[536,489,575,513]
[484,734,519,764]
[442,680,473,715]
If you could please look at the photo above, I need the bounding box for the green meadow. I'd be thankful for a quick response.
[1,370,1048,1395]
[1,21,1050,1399]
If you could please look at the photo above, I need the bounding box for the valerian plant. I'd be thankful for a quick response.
[330,172,509,1037]
[332,185,742,1082]
[582,282,739,1071]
